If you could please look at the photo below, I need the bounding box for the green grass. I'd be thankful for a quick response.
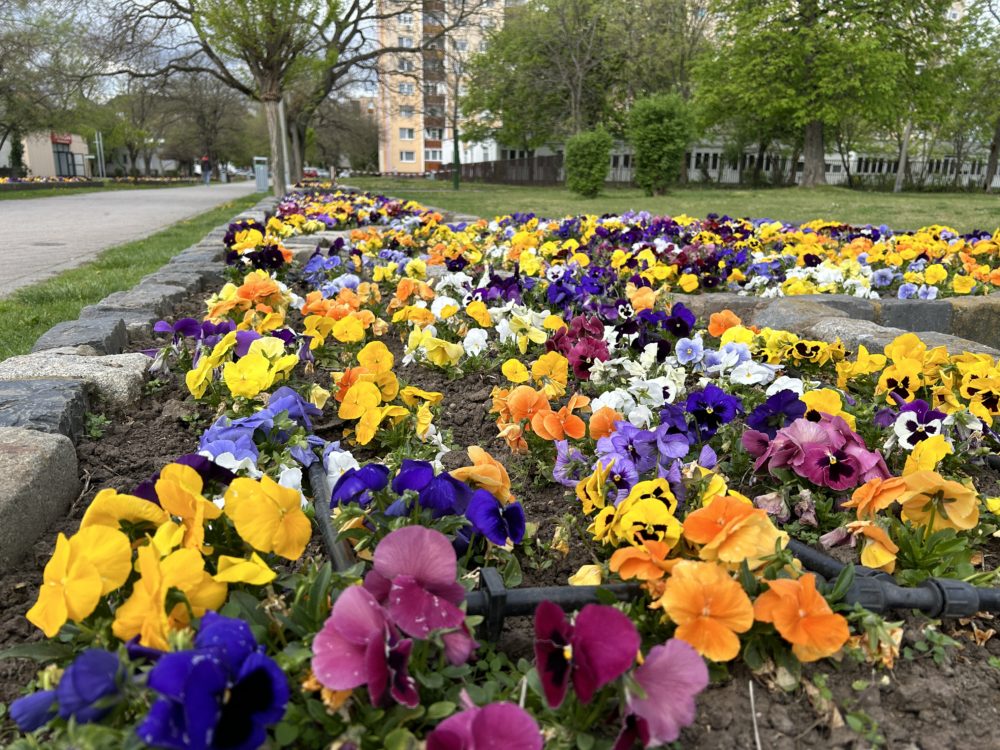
[0,193,265,360]
[347,177,1000,233]
[0,181,204,201]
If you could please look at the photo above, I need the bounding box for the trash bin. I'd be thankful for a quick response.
[253,156,269,192]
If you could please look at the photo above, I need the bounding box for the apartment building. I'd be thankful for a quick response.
[376,0,505,174]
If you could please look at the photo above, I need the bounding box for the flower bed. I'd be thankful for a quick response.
[4,190,1000,748]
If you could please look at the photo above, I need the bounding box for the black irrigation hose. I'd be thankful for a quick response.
[786,539,1000,617]
[305,466,1000,636]
[306,462,356,573]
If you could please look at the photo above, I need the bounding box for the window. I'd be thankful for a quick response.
[399,12,413,28]
[426,106,443,117]
[479,40,488,52]
[423,81,445,96]
[399,82,415,95]
[398,36,413,48]
[454,39,468,52]
[425,128,443,140]
[425,149,443,161]
[399,151,416,163]
[400,106,414,118]
[398,56,415,72]
[399,128,415,140]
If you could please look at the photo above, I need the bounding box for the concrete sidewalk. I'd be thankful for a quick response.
[0,181,260,298]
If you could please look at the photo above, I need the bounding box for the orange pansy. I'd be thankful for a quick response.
[657,560,754,662]
[589,406,623,440]
[682,494,785,567]
[450,446,516,503]
[609,540,676,581]
[753,574,850,662]
[506,386,551,423]
[708,309,742,338]
[842,476,907,520]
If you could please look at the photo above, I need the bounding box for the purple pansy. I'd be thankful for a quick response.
[427,701,543,750]
[465,490,526,546]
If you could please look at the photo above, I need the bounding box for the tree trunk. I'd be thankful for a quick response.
[262,97,286,197]
[801,120,826,187]
[752,141,766,185]
[290,120,306,182]
[787,148,801,186]
[983,116,1000,193]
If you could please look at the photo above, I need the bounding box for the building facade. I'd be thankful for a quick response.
[376,0,505,175]
[0,132,92,178]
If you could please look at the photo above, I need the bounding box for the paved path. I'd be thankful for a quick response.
[0,181,259,298]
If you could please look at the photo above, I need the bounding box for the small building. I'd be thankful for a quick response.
[0,132,92,178]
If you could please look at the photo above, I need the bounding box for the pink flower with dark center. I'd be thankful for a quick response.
[534,601,640,708]
[567,337,610,380]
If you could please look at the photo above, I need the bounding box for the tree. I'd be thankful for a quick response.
[309,98,379,173]
[694,0,953,187]
[114,0,492,196]
[565,127,612,197]
[462,0,613,147]
[628,94,693,195]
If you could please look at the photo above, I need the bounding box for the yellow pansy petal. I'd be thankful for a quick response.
[213,553,277,585]
[71,526,132,595]
[568,564,603,586]
[502,359,530,383]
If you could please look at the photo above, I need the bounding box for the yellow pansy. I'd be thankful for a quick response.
[338,381,382,420]
[224,475,311,560]
[678,273,699,292]
[400,385,444,407]
[952,275,976,294]
[902,434,953,475]
[332,316,366,343]
[155,463,223,551]
[502,359,530,383]
[185,356,215,399]
[357,341,394,374]
[466,300,493,328]
[223,352,272,399]
[27,527,133,637]
[80,488,169,532]
[213,552,277,585]
[568,565,603,586]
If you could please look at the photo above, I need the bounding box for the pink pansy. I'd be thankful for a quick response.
[615,639,709,748]
[311,585,418,707]
[534,601,640,708]
[426,701,543,750]
[363,526,476,664]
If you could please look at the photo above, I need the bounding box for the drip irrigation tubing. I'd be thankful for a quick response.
[307,463,1000,638]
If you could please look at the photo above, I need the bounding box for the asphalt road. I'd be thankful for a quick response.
[0,181,260,298]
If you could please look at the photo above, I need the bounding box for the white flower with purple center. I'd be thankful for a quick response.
[893,408,944,451]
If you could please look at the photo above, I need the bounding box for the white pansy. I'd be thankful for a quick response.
[627,405,654,428]
[590,388,637,416]
[431,295,460,318]
[277,465,308,509]
[766,375,805,396]
[200,450,262,482]
[463,328,489,356]
[729,361,777,386]
[647,375,678,404]
[325,448,361,489]
[628,378,666,409]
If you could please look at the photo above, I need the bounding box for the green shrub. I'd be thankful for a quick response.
[564,128,613,198]
[627,94,694,196]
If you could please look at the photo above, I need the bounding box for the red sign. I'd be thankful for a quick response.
[50,133,72,145]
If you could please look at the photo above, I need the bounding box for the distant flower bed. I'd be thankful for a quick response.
[10,193,1000,748]
[0,176,95,186]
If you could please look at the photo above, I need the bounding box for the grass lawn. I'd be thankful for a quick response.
[0,193,265,361]
[0,181,209,201]
[346,177,1000,233]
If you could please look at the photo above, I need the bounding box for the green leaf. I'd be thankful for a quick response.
[576,734,595,750]
[384,728,417,750]
[427,701,456,720]
[0,641,74,662]
[274,721,299,747]
[828,563,856,603]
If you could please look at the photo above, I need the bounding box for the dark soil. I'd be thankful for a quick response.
[4,283,1000,750]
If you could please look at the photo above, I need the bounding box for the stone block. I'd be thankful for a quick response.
[0,347,150,409]
[139,269,210,292]
[663,292,762,325]
[796,294,878,322]
[32,316,127,355]
[0,427,79,571]
[949,296,1000,351]
[809,318,1000,357]
[877,298,952,335]
[749,299,848,335]
[91,283,188,316]
[77,308,157,339]
[0,379,89,441]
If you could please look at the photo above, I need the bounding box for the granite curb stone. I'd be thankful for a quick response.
[0,427,79,572]
[0,347,151,409]
[0,379,89,440]
[31,316,127,355]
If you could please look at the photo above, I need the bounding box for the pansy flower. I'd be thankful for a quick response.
[533,601,639,708]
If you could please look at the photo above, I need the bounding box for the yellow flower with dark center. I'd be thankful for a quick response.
[576,459,613,515]
[876,358,923,403]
